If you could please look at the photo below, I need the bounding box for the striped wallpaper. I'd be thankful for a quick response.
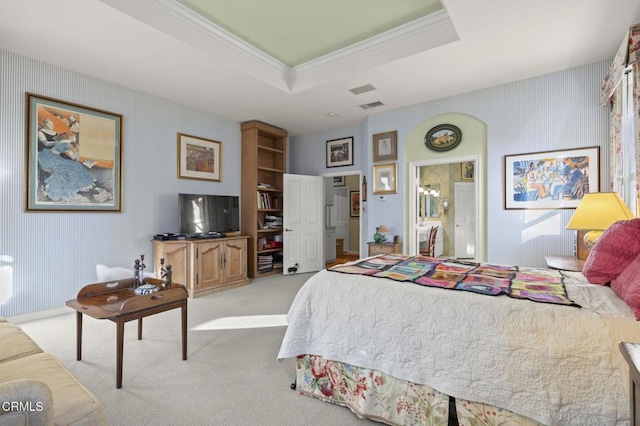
[291,60,611,268]
[0,50,242,317]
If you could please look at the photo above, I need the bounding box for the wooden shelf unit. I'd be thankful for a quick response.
[241,121,287,278]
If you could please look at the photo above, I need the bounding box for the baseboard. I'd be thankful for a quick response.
[7,306,70,324]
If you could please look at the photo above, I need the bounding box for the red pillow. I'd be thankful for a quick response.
[582,218,640,284]
[610,253,640,319]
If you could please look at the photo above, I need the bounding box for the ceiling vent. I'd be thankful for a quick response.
[349,84,376,95]
[359,101,385,110]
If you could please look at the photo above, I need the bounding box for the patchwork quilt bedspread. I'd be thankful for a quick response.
[329,255,580,308]
[278,265,640,425]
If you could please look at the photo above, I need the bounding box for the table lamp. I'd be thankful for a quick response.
[566,192,634,251]
[374,225,390,243]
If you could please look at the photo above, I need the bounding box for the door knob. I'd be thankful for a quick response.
[285,228,293,232]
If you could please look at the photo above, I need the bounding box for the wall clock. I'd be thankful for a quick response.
[424,124,462,152]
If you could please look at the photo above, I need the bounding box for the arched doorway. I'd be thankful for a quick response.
[403,113,487,261]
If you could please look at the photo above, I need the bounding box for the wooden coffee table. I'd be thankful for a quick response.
[65,278,188,388]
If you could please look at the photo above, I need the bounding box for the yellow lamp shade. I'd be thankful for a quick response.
[566,192,633,230]
[566,192,634,250]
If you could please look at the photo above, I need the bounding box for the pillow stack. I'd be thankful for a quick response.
[582,219,640,318]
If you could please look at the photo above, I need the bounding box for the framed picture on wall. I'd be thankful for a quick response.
[372,131,397,163]
[25,93,123,212]
[326,137,354,168]
[461,161,474,181]
[504,146,600,209]
[424,124,462,152]
[373,163,397,194]
[333,176,345,186]
[178,133,222,182]
[350,191,360,217]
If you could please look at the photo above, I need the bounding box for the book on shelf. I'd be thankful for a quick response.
[264,214,283,229]
[257,191,281,209]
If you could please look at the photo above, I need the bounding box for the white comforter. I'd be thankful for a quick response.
[277,268,640,425]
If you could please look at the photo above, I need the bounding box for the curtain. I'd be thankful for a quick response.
[601,23,640,213]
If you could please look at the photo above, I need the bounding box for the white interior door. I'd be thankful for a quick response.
[331,187,349,250]
[283,174,324,274]
[454,182,476,259]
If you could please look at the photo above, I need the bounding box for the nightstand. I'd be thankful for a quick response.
[544,255,585,272]
[368,242,403,256]
[620,342,640,426]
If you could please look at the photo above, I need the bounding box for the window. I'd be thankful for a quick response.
[622,68,637,215]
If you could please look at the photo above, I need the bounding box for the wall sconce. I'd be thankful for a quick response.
[0,255,14,304]
[361,176,367,202]
[442,199,449,212]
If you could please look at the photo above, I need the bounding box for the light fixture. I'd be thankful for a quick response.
[374,225,390,243]
[566,192,634,250]
[361,176,367,202]
[0,255,14,304]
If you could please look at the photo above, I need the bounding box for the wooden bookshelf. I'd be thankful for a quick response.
[240,121,287,278]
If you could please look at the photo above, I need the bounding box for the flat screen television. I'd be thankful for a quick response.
[179,193,240,236]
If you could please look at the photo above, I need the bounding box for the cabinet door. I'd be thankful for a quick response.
[196,241,223,290]
[155,242,189,287]
[223,240,247,283]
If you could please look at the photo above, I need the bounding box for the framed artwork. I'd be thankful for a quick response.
[326,137,354,168]
[461,161,474,181]
[178,133,221,182]
[424,124,462,152]
[373,163,397,194]
[333,176,345,186]
[372,130,397,163]
[350,191,360,217]
[25,93,123,212]
[504,146,600,210]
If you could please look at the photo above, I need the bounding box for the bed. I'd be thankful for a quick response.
[277,252,640,426]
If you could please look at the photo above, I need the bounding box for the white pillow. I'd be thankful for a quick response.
[96,264,154,282]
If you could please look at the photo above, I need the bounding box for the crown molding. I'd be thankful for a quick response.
[293,10,452,76]
[148,0,453,92]
[149,0,291,78]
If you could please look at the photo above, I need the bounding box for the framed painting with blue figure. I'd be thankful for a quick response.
[504,147,600,210]
[25,93,123,212]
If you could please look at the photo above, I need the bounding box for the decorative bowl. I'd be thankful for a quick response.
[134,283,159,296]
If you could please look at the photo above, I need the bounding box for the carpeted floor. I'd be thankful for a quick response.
[11,272,378,426]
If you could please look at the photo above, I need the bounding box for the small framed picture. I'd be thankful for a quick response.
[461,161,474,181]
[350,191,360,217]
[333,176,345,186]
[372,131,397,163]
[373,163,397,194]
[177,133,221,182]
[326,137,354,168]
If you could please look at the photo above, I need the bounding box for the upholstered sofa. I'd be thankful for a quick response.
[0,317,107,425]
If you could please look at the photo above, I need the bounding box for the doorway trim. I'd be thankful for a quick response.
[408,155,483,260]
[321,170,363,259]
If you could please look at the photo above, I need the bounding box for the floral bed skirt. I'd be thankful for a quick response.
[295,354,542,426]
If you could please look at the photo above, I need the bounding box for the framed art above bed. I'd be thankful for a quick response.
[504,146,599,209]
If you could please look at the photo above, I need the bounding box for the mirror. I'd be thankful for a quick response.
[422,184,440,218]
